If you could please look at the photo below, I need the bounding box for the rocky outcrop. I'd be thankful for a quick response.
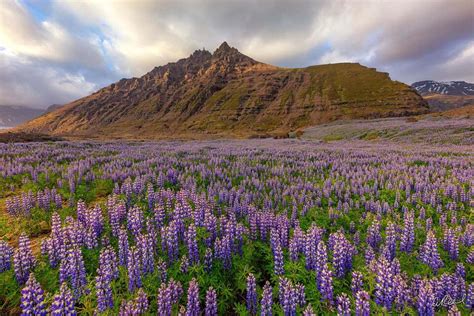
[18,42,429,139]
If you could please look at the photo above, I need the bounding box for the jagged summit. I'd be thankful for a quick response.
[213,41,234,55]
[17,42,428,139]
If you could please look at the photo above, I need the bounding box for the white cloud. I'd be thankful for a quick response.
[0,0,472,107]
[0,52,96,107]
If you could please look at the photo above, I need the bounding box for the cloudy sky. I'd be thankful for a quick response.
[1,0,473,108]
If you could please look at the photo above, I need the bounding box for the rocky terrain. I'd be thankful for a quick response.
[17,42,428,139]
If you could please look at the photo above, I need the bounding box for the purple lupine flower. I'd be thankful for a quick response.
[416,280,435,316]
[205,287,217,316]
[118,299,135,315]
[169,278,184,305]
[274,244,285,275]
[366,220,381,251]
[393,274,409,311]
[316,240,328,278]
[455,263,466,279]
[147,183,155,210]
[0,240,13,272]
[157,258,168,283]
[384,222,397,261]
[364,245,375,266]
[186,224,199,265]
[157,283,172,316]
[135,288,149,314]
[289,238,299,262]
[137,233,154,275]
[84,227,98,249]
[260,281,273,316]
[98,246,119,281]
[351,271,364,295]
[127,246,142,292]
[180,255,190,274]
[294,283,306,307]
[50,282,76,316]
[303,304,315,316]
[318,264,334,305]
[280,277,297,316]
[59,246,87,298]
[95,269,113,313]
[466,248,474,264]
[204,248,213,272]
[20,273,47,316]
[165,221,179,263]
[119,288,149,316]
[44,219,66,268]
[400,211,415,253]
[336,293,351,316]
[419,230,444,273]
[332,232,354,278]
[246,273,257,315]
[374,256,396,310]
[127,206,144,236]
[443,228,459,260]
[14,233,36,284]
[118,226,129,266]
[355,290,370,316]
[186,278,200,316]
[466,282,474,310]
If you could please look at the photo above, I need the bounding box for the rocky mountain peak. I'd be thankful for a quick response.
[214,41,233,55]
[212,41,257,67]
[17,43,429,139]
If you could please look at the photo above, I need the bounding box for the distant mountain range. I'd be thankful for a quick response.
[412,80,474,96]
[0,105,44,128]
[15,42,428,139]
[411,80,474,112]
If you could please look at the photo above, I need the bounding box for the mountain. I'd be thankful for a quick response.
[17,42,428,139]
[412,80,474,96]
[411,80,474,112]
[0,105,44,128]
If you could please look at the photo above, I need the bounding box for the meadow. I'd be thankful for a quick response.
[0,139,472,315]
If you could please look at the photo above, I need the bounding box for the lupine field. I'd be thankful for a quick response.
[0,140,472,315]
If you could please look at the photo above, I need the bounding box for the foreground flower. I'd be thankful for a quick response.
[246,273,257,315]
[50,282,76,315]
[419,230,444,273]
[355,290,370,316]
[186,278,200,316]
[336,293,351,316]
[416,280,435,316]
[20,273,46,316]
[260,281,273,316]
[14,234,36,284]
[0,240,13,272]
[205,287,217,316]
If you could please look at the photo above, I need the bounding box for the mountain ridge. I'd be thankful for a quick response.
[17,42,429,139]
[412,80,474,96]
[0,105,44,128]
[411,80,474,112]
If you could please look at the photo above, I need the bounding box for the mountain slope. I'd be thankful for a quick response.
[412,80,474,112]
[412,80,474,96]
[18,42,428,138]
[0,105,44,128]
